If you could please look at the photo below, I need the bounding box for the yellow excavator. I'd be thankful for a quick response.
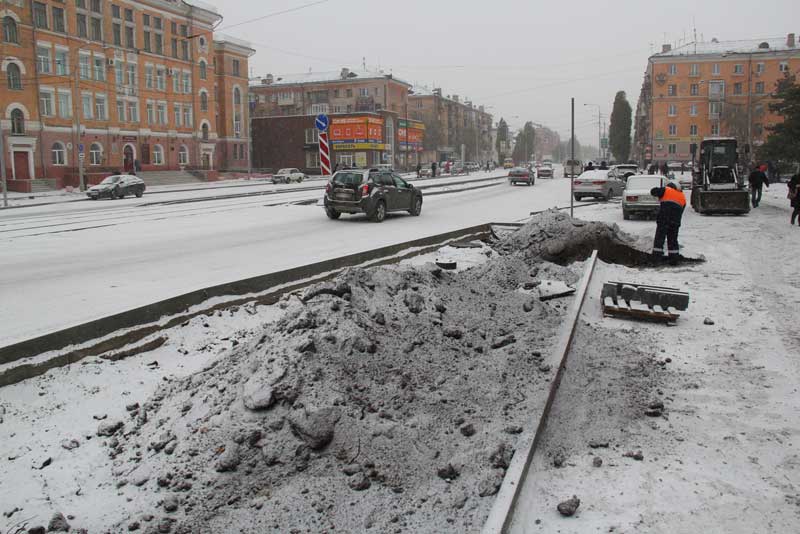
[690,138,751,215]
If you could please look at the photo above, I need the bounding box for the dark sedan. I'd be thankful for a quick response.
[86,174,146,200]
[324,169,423,223]
[508,167,534,186]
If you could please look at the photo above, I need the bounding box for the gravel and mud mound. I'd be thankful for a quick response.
[98,212,638,533]
[498,209,659,267]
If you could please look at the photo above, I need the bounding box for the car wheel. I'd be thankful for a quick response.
[117,188,125,199]
[574,195,582,201]
[135,188,143,198]
[371,200,386,223]
[325,207,341,220]
[604,190,611,201]
[623,210,630,220]
[111,187,119,199]
[299,176,304,183]
[409,197,422,216]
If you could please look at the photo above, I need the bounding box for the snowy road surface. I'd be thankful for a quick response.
[1,171,570,346]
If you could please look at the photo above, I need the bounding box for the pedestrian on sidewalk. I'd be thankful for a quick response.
[416,163,421,178]
[431,161,437,178]
[789,174,800,225]
[748,165,770,208]
[660,161,669,176]
[650,181,687,265]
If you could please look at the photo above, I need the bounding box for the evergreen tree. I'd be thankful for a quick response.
[609,91,632,163]
[496,118,509,161]
[757,73,800,164]
[511,122,536,163]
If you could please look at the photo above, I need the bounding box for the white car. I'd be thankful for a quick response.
[272,168,305,184]
[573,169,625,201]
[609,164,640,182]
[622,175,666,220]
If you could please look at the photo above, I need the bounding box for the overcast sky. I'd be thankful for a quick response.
[204,0,798,146]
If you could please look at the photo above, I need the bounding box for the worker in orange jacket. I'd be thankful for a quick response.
[650,181,687,265]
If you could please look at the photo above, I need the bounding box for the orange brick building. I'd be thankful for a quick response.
[0,0,254,192]
[637,35,800,164]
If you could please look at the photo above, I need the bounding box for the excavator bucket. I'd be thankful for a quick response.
[692,189,750,214]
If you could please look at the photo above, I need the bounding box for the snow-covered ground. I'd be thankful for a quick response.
[0,172,566,346]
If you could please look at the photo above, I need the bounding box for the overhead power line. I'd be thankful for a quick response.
[216,0,332,32]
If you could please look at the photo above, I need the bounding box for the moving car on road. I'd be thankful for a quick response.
[564,159,583,177]
[608,164,639,182]
[508,167,534,186]
[272,168,306,184]
[537,162,554,178]
[86,174,145,200]
[465,162,480,172]
[503,158,515,169]
[667,161,693,190]
[324,169,423,223]
[622,175,667,220]
[572,169,625,201]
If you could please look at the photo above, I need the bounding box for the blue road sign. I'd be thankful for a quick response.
[315,114,329,132]
[78,143,84,153]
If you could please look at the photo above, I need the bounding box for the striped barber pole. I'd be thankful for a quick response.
[319,131,332,176]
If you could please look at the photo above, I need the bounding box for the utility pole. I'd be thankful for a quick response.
[570,98,575,218]
[0,128,7,208]
[74,60,85,191]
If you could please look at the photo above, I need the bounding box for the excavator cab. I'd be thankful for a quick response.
[691,138,750,214]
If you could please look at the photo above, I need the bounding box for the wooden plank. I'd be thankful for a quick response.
[603,296,617,310]
[652,305,665,314]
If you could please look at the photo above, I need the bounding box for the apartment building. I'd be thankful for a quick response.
[639,34,800,164]
[0,0,254,192]
[408,87,493,164]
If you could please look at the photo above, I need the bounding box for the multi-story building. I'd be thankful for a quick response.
[408,87,493,164]
[250,68,416,170]
[637,34,800,164]
[0,0,254,192]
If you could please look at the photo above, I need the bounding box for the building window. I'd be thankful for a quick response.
[183,104,192,127]
[200,92,208,111]
[112,23,121,46]
[52,6,66,33]
[128,101,138,122]
[6,63,21,89]
[114,62,123,84]
[689,63,699,76]
[668,84,677,96]
[126,64,136,86]
[668,104,677,116]
[153,144,164,165]
[58,90,72,118]
[689,124,698,137]
[779,62,789,72]
[733,82,743,95]
[171,38,178,58]
[201,123,209,140]
[668,143,677,154]
[145,65,153,88]
[181,40,189,60]
[233,87,241,105]
[116,100,125,122]
[52,142,66,165]
[90,16,102,41]
[112,4,120,18]
[142,30,151,52]
[124,7,132,22]
[55,50,69,75]
[668,124,677,137]
[755,81,765,94]
[146,102,154,124]
[37,46,52,74]
[690,83,699,96]
[157,102,166,124]
[95,94,107,120]
[346,88,353,98]
[359,87,369,97]
[733,64,744,74]
[305,128,319,144]
[174,104,182,127]
[178,145,188,165]
[2,16,18,43]
[689,103,698,116]
[711,123,720,136]
[756,63,765,73]
[712,63,720,75]
[90,0,102,13]
[182,72,191,93]
[89,143,102,165]
[76,13,87,37]
[125,25,134,48]
[40,91,54,116]
[33,2,48,29]
[156,67,165,90]
[199,60,207,80]
[82,94,93,119]
[154,34,163,55]
[232,59,240,76]
[10,109,24,134]
[94,56,105,81]
[709,101,722,119]
[306,151,320,168]
[668,64,677,75]
[79,54,90,79]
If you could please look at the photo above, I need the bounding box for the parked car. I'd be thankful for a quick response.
[419,167,432,178]
[323,169,423,223]
[564,159,583,177]
[272,168,306,184]
[537,162,554,178]
[465,162,480,172]
[86,174,145,200]
[608,164,639,181]
[622,175,667,219]
[572,169,625,201]
[374,164,393,172]
[450,161,467,175]
[508,167,534,186]
[667,162,693,190]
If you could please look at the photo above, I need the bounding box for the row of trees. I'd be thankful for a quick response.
[757,73,800,166]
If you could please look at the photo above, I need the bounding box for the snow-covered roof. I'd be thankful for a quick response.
[252,69,411,88]
[654,37,799,58]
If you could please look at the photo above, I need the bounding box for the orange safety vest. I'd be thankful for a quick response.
[661,186,686,208]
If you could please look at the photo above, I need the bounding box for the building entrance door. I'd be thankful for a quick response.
[13,151,30,180]
[202,153,210,170]
[123,145,134,172]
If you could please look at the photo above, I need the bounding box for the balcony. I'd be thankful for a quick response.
[277,94,295,106]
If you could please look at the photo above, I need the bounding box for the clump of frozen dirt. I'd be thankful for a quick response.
[104,258,576,533]
[497,209,656,267]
